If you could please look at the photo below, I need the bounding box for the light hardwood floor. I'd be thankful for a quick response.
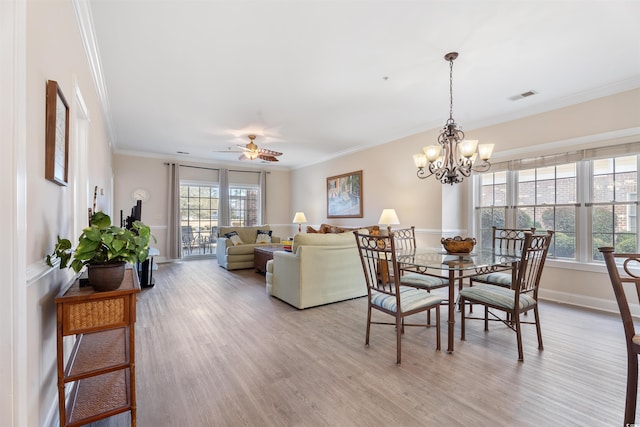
[91,259,630,427]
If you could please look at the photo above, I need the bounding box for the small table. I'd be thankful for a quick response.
[254,245,286,274]
[55,268,140,426]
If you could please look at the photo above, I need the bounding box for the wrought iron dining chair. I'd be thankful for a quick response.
[600,247,640,425]
[354,231,442,365]
[469,226,537,289]
[390,226,449,292]
[459,230,553,361]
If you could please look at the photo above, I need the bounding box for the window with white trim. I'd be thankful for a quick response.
[590,155,637,260]
[516,164,577,259]
[229,185,261,226]
[474,142,640,263]
[477,171,508,249]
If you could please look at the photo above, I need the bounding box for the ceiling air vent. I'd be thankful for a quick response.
[508,90,538,101]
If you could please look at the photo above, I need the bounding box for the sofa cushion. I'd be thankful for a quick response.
[224,230,244,246]
[256,229,272,244]
[226,244,258,255]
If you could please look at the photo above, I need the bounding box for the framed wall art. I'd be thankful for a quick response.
[45,80,69,186]
[326,170,363,218]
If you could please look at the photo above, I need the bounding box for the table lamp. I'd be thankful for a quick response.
[378,208,400,232]
[292,212,307,232]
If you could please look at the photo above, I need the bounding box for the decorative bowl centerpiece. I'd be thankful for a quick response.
[441,236,476,254]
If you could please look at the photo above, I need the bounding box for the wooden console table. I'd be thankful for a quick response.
[254,245,286,274]
[55,268,140,427]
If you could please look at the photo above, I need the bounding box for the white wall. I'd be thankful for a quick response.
[16,0,115,425]
[1,1,27,426]
[289,129,442,247]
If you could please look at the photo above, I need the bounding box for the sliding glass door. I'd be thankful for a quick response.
[180,182,219,257]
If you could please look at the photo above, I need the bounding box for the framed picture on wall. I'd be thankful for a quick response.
[327,170,363,218]
[45,80,69,186]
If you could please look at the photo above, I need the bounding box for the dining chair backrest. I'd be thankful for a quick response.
[515,231,554,299]
[600,246,640,425]
[493,226,536,254]
[600,247,640,353]
[354,231,400,298]
[389,226,417,251]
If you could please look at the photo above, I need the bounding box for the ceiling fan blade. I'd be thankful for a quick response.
[257,148,282,157]
[215,135,284,161]
[258,154,279,162]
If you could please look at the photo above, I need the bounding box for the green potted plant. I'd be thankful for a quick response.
[47,211,154,291]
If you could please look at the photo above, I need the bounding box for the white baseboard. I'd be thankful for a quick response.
[538,288,639,318]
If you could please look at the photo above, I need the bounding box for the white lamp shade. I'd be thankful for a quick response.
[292,212,307,224]
[413,153,427,168]
[378,209,400,226]
[424,145,442,162]
[459,139,478,158]
[478,143,494,161]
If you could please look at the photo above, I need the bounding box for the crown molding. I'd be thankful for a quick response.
[73,0,116,145]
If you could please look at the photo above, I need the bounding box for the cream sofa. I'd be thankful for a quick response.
[265,231,367,309]
[216,225,281,270]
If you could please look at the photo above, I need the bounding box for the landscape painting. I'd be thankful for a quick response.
[326,170,363,218]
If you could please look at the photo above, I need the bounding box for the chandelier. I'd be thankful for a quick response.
[413,52,494,185]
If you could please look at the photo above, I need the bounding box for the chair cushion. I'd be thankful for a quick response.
[400,273,448,290]
[459,284,536,310]
[472,272,512,287]
[371,286,443,313]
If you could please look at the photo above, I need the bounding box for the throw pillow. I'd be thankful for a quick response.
[306,226,318,233]
[224,231,243,246]
[320,224,344,233]
[255,229,272,244]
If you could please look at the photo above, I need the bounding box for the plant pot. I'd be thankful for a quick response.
[87,262,126,292]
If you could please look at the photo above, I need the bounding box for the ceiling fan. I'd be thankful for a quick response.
[214,135,283,162]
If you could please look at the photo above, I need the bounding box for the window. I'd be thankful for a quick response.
[477,171,507,249]
[516,164,577,259]
[229,185,261,226]
[591,155,637,260]
[474,148,640,263]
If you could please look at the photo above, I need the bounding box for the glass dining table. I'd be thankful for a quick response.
[396,248,520,353]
